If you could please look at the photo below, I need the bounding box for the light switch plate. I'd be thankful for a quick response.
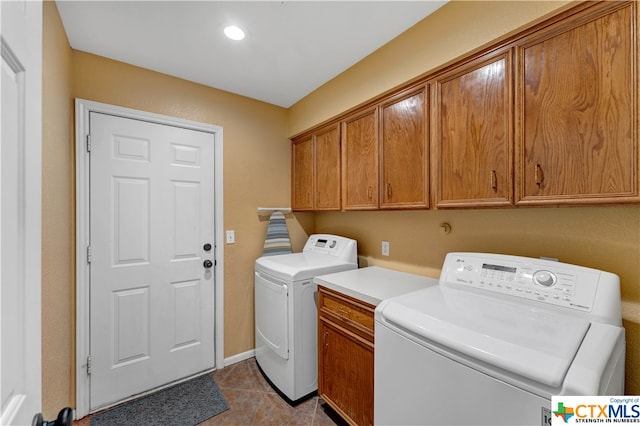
[226,230,235,244]
[382,240,390,256]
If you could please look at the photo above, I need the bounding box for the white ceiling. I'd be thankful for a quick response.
[55,1,447,108]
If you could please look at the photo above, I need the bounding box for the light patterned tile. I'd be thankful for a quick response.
[198,388,263,425]
[213,358,273,394]
[252,393,318,425]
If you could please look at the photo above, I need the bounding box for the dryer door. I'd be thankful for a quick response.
[255,271,289,360]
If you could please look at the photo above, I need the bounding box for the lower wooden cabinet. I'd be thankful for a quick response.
[318,286,374,426]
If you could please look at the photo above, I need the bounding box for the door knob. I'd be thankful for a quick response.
[203,260,213,269]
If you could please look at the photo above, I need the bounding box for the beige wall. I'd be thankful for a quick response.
[289,0,640,395]
[42,0,74,417]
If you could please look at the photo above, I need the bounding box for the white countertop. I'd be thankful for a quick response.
[314,266,439,306]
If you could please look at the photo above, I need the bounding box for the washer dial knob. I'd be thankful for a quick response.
[533,270,556,287]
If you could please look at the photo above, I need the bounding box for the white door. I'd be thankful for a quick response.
[89,112,216,410]
[1,1,43,425]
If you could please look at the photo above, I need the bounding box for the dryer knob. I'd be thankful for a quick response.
[533,270,556,287]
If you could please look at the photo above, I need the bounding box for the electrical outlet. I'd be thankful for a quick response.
[226,230,235,244]
[382,240,390,256]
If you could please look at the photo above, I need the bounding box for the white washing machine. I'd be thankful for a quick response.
[255,234,358,403]
[375,252,626,426]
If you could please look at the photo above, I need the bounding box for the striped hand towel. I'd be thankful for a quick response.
[262,211,292,256]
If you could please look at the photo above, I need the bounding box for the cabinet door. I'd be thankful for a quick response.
[292,136,314,211]
[433,50,513,207]
[517,2,639,204]
[380,87,429,209]
[342,109,379,210]
[315,125,341,210]
[319,320,374,426]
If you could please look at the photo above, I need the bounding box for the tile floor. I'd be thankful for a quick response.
[74,357,347,426]
[201,357,346,426]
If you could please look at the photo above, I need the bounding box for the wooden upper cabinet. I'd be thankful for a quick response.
[516,1,639,205]
[292,125,341,211]
[380,86,429,209]
[292,136,314,211]
[432,50,513,208]
[314,125,341,210]
[342,108,379,210]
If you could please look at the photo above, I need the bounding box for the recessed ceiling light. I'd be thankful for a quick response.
[224,25,245,41]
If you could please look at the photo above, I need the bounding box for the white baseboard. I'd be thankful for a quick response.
[223,349,255,368]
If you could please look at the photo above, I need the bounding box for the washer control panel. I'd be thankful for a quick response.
[442,253,602,312]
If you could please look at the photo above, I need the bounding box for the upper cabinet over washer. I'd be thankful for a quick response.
[516,1,639,205]
[432,50,513,208]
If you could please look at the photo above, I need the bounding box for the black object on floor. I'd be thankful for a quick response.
[90,374,228,426]
[32,407,73,426]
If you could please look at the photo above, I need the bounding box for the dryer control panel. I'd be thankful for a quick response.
[302,234,358,263]
[440,253,621,324]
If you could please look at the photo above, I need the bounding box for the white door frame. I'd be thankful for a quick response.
[74,99,224,418]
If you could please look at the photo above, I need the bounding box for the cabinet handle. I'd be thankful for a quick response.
[387,183,392,198]
[490,170,497,190]
[367,186,372,199]
[323,331,328,349]
[534,164,544,186]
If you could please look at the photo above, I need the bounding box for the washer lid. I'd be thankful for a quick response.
[255,252,356,281]
[378,286,590,387]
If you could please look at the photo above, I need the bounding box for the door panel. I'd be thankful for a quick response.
[113,177,150,263]
[172,182,200,259]
[113,287,150,366]
[89,112,215,410]
[172,280,201,349]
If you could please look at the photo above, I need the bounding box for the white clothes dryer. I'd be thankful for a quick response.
[375,252,625,426]
[255,234,358,403]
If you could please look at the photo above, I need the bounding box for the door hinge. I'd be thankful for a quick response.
[86,134,91,152]
[87,245,91,264]
[86,355,92,375]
